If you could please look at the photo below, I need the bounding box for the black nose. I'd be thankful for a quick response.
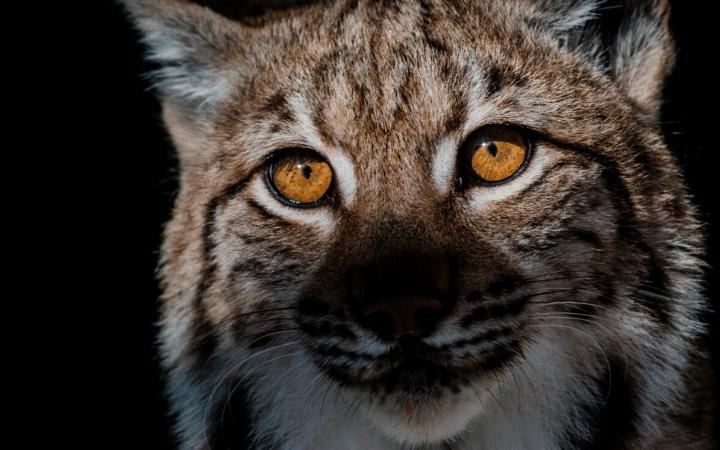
[361,294,444,339]
[351,253,452,340]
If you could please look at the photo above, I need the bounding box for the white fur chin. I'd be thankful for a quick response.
[364,383,491,446]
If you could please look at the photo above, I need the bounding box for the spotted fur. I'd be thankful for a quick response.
[124,0,715,448]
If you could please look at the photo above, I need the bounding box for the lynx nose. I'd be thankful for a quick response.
[361,294,444,339]
[351,252,452,340]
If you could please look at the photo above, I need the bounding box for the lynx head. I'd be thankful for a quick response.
[125,0,705,447]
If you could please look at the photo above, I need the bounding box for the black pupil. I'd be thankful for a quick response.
[301,165,313,179]
[486,142,498,157]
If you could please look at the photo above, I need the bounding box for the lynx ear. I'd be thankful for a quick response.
[540,0,675,118]
[605,0,674,116]
[122,0,245,115]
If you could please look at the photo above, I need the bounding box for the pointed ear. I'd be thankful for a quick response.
[607,0,674,117]
[540,0,674,118]
[122,0,245,115]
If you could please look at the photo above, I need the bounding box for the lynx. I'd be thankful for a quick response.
[124,0,715,448]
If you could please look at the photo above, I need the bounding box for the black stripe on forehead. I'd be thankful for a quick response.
[244,198,291,226]
[260,91,296,127]
[435,58,470,135]
[308,50,346,146]
[419,0,448,53]
[485,62,529,98]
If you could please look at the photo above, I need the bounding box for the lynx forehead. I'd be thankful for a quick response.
[124,0,714,449]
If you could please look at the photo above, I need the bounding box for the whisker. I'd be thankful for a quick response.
[528,299,616,314]
[320,374,337,419]
[511,348,540,409]
[195,323,299,347]
[523,269,598,282]
[219,350,305,439]
[226,306,299,319]
[633,287,675,301]
[243,328,301,346]
[484,370,510,416]
[342,389,361,423]
[202,340,301,448]
[523,271,676,299]
[522,275,599,285]
[524,286,634,310]
[235,315,296,328]
[528,311,604,322]
[528,314,614,339]
[301,369,330,417]
[532,324,613,408]
[527,312,629,373]
[192,306,299,343]
[202,307,300,334]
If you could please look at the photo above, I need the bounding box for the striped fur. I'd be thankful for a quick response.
[124,0,715,448]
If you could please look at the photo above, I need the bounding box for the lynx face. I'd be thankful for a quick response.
[125,1,712,448]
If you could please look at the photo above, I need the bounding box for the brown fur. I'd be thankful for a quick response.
[124,1,715,448]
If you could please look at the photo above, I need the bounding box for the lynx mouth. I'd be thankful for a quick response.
[313,338,518,396]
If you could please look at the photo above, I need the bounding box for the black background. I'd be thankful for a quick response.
[85,1,717,448]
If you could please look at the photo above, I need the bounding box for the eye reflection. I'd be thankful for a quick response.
[467,127,529,183]
[267,151,334,206]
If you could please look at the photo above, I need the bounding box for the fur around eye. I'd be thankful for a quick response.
[463,126,531,184]
[266,150,334,207]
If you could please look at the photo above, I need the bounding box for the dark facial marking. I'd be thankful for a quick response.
[460,298,528,328]
[188,172,280,376]
[477,339,520,371]
[297,296,331,317]
[419,0,448,53]
[245,198,290,225]
[313,344,372,361]
[438,325,517,351]
[486,64,503,96]
[189,177,252,373]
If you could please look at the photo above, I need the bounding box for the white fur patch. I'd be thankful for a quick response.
[249,177,336,235]
[431,136,458,195]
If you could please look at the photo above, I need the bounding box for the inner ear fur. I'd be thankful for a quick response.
[535,0,674,118]
[122,0,247,114]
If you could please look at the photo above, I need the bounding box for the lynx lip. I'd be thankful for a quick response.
[324,340,473,395]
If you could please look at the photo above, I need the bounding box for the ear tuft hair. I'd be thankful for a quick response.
[122,0,245,114]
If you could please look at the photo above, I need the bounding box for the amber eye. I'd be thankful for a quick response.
[267,150,333,206]
[466,126,529,183]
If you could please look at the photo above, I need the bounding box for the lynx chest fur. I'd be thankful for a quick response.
[124,0,715,448]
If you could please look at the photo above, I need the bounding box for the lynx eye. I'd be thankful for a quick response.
[266,150,333,207]
[465,126,530,183]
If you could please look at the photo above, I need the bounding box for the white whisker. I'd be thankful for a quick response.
[202,340,301,448]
